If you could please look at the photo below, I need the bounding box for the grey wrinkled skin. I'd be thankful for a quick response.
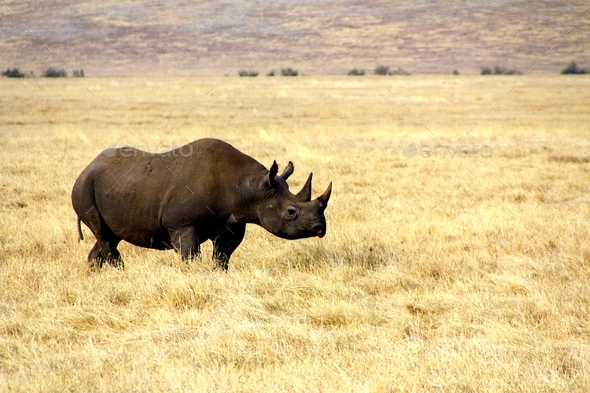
[72,138,332,271]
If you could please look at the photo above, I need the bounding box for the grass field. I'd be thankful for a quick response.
[1,75,589,392]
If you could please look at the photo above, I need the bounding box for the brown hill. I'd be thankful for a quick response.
[1,0,589,76]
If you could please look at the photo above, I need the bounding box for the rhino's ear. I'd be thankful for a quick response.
[267,161,279,188]
[280,161,294,180]
[295,172,313,202]
[316,181,332,208]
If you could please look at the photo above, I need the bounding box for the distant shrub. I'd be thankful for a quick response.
[72,69,85,77]
[266,70,275,76]
[238,70,259,77]
[561,62,586,74]
[374,65,390,75]
[281,68,298,76]
[481,65,521,75]
[43,67,68,77]
[493,65,507,74]
[480,66,493,75]
[494,65,521,75]
[389,67,410,75]
[452,69,459,75]
[348,68,365,76]
[2,68,26,78]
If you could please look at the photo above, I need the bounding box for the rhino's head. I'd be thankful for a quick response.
[256,161,332,240]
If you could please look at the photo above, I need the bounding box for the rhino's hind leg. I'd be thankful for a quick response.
[170,226,201,260]
[82,211,124,270]
[88,238,123,270]
[212,223,246,271]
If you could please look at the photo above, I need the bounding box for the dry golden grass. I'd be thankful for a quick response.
[1,75,589,392]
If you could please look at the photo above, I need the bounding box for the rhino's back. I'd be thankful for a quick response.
[90,138,256,197]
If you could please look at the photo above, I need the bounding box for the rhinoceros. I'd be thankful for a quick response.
[71,138,332,270]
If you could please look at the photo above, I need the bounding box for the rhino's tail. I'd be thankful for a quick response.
[77,217,84,242]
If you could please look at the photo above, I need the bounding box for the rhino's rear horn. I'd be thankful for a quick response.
[295,172,313,202]
[267,161,279,187]
[317,181,332,208]
[280,161,294,180]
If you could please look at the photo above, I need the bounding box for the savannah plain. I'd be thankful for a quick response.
[1,75,589,392]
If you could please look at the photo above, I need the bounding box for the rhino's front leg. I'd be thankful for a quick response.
[212,223,246,271]
[169,226,201,260]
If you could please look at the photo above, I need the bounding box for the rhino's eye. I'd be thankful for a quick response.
[286,206,298,218]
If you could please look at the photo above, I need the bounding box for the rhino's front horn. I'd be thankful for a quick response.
[295,173,313,202]
[317,181,332,208]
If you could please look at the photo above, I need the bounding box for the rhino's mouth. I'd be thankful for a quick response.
[312,224,325,238]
